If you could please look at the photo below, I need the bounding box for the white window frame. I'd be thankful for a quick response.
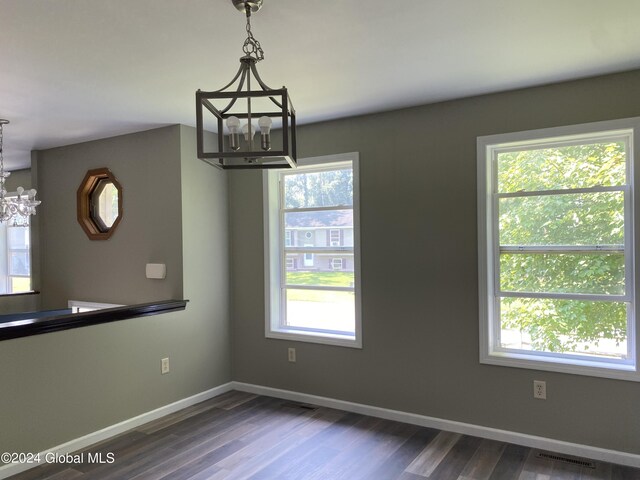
[478,117,640,381]
[264,152,362,348]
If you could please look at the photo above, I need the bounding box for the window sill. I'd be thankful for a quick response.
[0,299,187,341]
[267,329,362,349]
[0,290,40,298]
[481,350,639,382]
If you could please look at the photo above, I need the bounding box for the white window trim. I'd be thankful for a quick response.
[331,258,344,270]
[477,117,640,381]
[264,152,362,348]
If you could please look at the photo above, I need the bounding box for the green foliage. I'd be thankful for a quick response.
[501,298,627,354]
[499,192,624,246]
[500,253,624,295]
[497,142,626,193]
[284,168,353,209]
[497,142,629,356]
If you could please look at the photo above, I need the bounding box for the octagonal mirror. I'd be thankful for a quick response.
[77,168,123,240]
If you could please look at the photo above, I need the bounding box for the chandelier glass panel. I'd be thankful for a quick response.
[0,120,40,227]
[196,0,297,169]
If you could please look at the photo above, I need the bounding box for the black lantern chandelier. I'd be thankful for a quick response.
[196,0,297,169]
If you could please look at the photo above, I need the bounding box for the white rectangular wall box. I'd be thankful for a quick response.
[146,263,166,279]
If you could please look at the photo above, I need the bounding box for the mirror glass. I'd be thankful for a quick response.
[91,179,119,231]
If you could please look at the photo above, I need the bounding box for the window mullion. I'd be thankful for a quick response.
[499,245,624,253]
[497,184,626,198]
[498,291,629,302]
[284,205,353,213]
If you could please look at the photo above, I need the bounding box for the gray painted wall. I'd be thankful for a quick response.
[0,126,231,457]
[34,126,184,308]
[230,69,640,454]
[179,124,231,401]
[4,168,31,192]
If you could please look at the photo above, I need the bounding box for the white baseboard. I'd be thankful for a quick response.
[232,381,640,469]
[0,382,234,480]
[2,380,638,479]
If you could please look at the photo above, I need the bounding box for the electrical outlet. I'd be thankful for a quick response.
[288,347,296,363]
[533,380,546,399]
[161,357,170,375]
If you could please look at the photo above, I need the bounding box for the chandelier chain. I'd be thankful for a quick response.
[243,7,264,61]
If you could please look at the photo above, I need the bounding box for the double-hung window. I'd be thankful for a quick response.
[264,152,361,347]
[478,118,639,380]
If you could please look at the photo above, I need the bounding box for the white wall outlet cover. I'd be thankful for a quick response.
[146,263,166,279]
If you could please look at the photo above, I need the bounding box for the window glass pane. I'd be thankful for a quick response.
[497,141,626,193]
[284,169,353,209]
[500,297,628,360]
[500,253,625,295]
[285,289,355,333]
[499,192,624,246]
[10,277,31,293]
[9,251,29,276]
[286,255,355,287]
[285,211,353,243]
[8,227,29,248]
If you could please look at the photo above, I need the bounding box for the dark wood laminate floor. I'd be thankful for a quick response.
[8,391,640,480]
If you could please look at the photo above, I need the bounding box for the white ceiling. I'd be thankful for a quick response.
[1,0,640,169]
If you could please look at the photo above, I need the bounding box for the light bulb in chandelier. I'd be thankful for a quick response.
[226,116,241,151]
[242,122,256,142]
[258,116,272,151]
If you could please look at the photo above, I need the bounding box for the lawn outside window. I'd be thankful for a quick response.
[477,118,640,381]
[264,152,361,347]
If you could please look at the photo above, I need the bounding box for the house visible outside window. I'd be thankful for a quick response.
[264,152,361,347]
[478,118,639,381]
[285,230,293,247]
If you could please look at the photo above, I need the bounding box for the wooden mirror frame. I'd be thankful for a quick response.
[77,168,123,240]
